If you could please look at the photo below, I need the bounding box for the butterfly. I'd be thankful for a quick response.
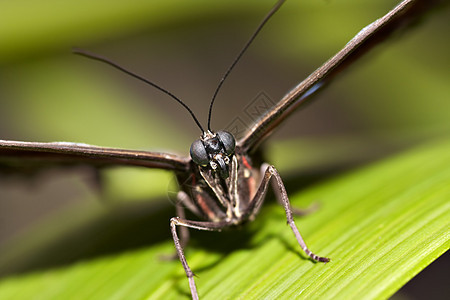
[0,0,439,299]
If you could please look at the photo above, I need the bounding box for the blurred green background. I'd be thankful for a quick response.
[0,0,448,298]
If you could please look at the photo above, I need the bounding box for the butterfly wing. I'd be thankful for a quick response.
[0,140,190,175]
[237,0,438,153]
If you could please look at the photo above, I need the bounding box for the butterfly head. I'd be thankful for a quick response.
[190,130,235,179]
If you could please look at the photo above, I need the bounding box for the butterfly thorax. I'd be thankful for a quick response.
[178,150,260,224]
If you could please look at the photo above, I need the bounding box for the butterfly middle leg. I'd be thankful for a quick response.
[170,217,231,300]
[268,168,320,217]
[170,163,329,299]
[244,163,330,263]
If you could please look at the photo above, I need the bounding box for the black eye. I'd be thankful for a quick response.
[217,131,235,156]
[190,139,209,166]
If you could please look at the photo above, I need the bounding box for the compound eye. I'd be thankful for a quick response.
[217,131,235,156]
[190,139,209,166]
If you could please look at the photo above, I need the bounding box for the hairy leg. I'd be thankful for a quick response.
[245,163,329,263]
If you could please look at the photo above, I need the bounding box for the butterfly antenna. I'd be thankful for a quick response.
[206,0,286,131]
[73,48,205,133]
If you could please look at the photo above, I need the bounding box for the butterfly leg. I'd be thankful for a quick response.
[161,192,195,261]
[176,191,193,248]
[267,166,319,216]
[170,217,231,300]
[271,181,319,216]
[246,163,330,263]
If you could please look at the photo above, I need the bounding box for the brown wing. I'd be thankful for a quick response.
[0,140,190,174]
[237,0,441,153]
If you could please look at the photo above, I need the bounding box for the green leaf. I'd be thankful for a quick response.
[0,139,448,299]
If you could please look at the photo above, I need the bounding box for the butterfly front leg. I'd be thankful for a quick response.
[175,191,194,249]
[160,191,195,261]
[170,216,233,300]
[269,178,319,216]
[244,163,330,263]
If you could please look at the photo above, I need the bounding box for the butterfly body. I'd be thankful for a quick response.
[178,149,260,225]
